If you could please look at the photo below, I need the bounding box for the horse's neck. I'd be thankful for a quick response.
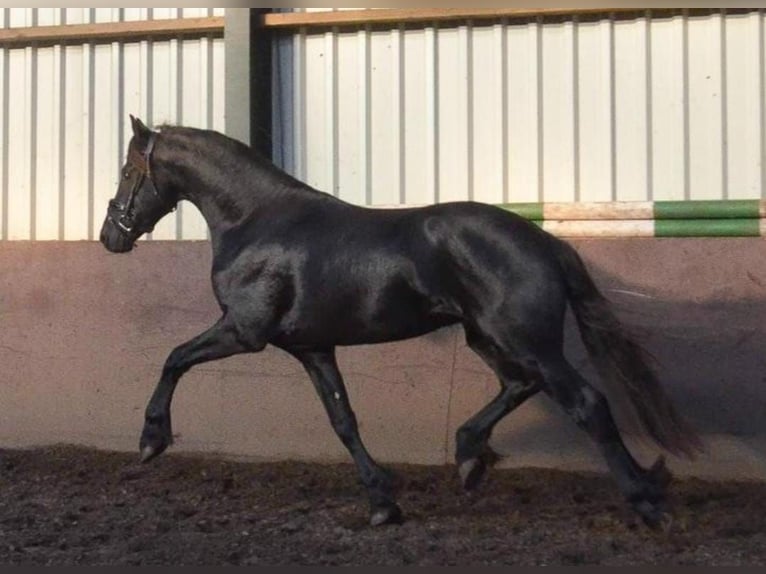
[178,154,316,247]
[162,130,334,246]
[182,184,256,249]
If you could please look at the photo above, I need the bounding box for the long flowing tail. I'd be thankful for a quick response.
[554,239,704,459]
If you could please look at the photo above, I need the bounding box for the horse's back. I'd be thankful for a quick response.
[350,201,570,338]
[402,202,567,299]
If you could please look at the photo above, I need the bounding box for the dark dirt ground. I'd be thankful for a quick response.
[0,445,765,565]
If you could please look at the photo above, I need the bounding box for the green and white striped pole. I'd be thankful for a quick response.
[497,200,766,237]
[532,218,766,238]
[499,199,766,220]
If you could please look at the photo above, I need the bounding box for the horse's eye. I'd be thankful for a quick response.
[123,169,131,180]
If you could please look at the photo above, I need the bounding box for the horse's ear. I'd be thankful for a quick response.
[129,115,151,142]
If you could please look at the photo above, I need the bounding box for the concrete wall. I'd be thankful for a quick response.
[2,239,766,480]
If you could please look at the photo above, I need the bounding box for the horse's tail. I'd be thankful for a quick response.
[554,238,703,459]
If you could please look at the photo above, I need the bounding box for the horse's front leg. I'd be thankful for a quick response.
[291,349,402,526]
[140,314,252,462]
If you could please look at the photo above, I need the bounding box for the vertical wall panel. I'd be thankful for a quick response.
[687,12,724,200]
[93,8,113,25]
[725,11,762,199]
[64,9,87,25]
[576,18,613,202]
[211,30,226,134]
[62,7,93,240]
[368,28,400,206]
[6,51,32,239]
[91,41,117,240]
[122,8,149,129]
[389,26,404,204]
[614,15,649,201]
[471,23,505,205]
[436,25,470,204]
[34,10,61,237]
[63,40,89,240]
[650,13,686,201]
[541,19,576,202]
[6,10,32,239]
[400,27,430,205]
[289,31,306,181]
[36,8,57,26]
[303,32,333,194]
[335,29,364,206]
[506,20,541,203]
[34,42,61,239]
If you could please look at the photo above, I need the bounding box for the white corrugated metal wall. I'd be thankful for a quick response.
[273,9,766,208]
[2,9,765,241]
[0,7,225,241]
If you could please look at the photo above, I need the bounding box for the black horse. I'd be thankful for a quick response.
[100,116,702,528]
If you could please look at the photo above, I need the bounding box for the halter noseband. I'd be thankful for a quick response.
[107,133,160,236]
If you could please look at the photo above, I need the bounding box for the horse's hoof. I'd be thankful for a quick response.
[634,500,673,532]
[642,509,674,533]
[656,512,674,534]
[139,438,169,463]
[369,503,403,527]
[139,416,172,463]
[648,455,672,490]
[459,457,486,491]
[140,445,158,463]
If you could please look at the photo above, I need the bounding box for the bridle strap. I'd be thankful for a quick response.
[108,132,160,235]
[127,132,156,176]
[142,133,156,177]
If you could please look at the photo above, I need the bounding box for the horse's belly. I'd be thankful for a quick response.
[337,312,458,345]
[279,315,457,348]
[274,293,460,348]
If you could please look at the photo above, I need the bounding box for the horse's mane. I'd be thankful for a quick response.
[154,123,331,200]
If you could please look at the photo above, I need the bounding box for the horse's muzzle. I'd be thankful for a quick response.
[99,218,135,253]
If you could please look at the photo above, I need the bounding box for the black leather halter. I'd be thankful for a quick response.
[107,133,160,236]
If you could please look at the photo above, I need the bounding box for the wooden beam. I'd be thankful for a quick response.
[0,16,224,48]
[259,8,656,29]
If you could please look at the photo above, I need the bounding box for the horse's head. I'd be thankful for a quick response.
[100,115,178,253]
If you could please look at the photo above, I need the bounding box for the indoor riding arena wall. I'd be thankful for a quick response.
[1,238,765,481]
[3,9,766,483]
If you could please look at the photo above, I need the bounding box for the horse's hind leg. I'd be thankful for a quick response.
[291,349,402,527]
[455,331,541,490]
[538,353,672,528]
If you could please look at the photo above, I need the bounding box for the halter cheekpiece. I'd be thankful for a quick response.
[107,132,160,236]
